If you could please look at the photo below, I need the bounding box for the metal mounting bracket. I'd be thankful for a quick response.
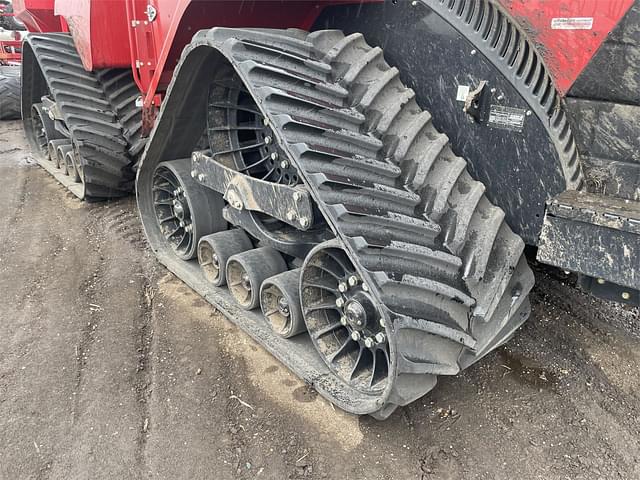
[191,151,314,231]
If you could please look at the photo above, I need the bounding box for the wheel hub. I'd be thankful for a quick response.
[301,244,391,393]
[277,296,290,317]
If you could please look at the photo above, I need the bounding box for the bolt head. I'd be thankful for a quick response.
[622,292,631,300]
[280,160,289,169]
[351,331,361,342]
[375,332,387,344]
[597,278,606,285]
[263,117,270,126]
[270,152,278,160]
[379,317,386,328]
[348,275,359,287]
[376,332,387,343]
[335,297,345,308]
[364,337,375,348]
[179,220,185,228]
[286,210,296,222]
[264,136,272,145]
[338,282,348,293]
[361,283,369,292]
[293,191,302,201]
[340,316,348,326]
[197,173,205,182]
[299,217,310,228]
[470,49,477,55]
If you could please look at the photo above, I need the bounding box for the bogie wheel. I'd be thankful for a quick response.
[67,144,82,183]
[47,139,70,168]
[226,247,287,310]
[152,160,226,260]
[197,229,253,286]
[301,242,391,394]
[56,144,73,175]
[30,103,60,159]
[260,268,306,338]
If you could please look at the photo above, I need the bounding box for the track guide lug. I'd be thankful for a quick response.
[192,151,314,230]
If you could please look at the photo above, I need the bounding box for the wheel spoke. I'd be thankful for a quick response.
[311,321,343,340]
[328,338,354,363]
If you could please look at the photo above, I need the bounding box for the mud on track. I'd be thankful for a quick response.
[0,120,638,480]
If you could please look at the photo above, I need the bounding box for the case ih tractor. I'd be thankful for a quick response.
[13,0,640,419]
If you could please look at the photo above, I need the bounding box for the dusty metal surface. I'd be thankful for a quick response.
[538,190,640,290]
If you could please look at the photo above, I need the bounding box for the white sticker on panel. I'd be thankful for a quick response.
[551,17,594,30]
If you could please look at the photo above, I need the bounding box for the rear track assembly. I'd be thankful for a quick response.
[138,28,534,418]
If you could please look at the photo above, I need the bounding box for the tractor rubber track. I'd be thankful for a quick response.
[140,28,535,417]
[23,33,141,198]
[96,69,145,158]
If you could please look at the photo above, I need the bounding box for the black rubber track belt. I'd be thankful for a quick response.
[169,28,536,414]
[96,69,145,158]
[0,67,21,120]
[24,33,142,198]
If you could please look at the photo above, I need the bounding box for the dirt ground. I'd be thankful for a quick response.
[1,119,639,480]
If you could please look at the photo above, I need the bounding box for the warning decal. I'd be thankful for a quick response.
[551,17,594,30]
[487,105,526,132]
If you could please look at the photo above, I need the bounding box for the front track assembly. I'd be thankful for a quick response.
[138,28,534,418]
[21,33,142,199]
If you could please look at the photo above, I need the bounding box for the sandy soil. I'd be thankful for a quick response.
[1,120,639,480]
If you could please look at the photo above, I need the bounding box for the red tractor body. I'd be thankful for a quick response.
[14,0,635,104]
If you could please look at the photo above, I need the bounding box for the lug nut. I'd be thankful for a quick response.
[364,337,375,348]
[338,282,348,293]
[348,275,359,287]
[340,316,348,326]
[336,297,345,308]
[351,331,361,342]
[375,332,387,344]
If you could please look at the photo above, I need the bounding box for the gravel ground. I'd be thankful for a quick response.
[1,120,639,480]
